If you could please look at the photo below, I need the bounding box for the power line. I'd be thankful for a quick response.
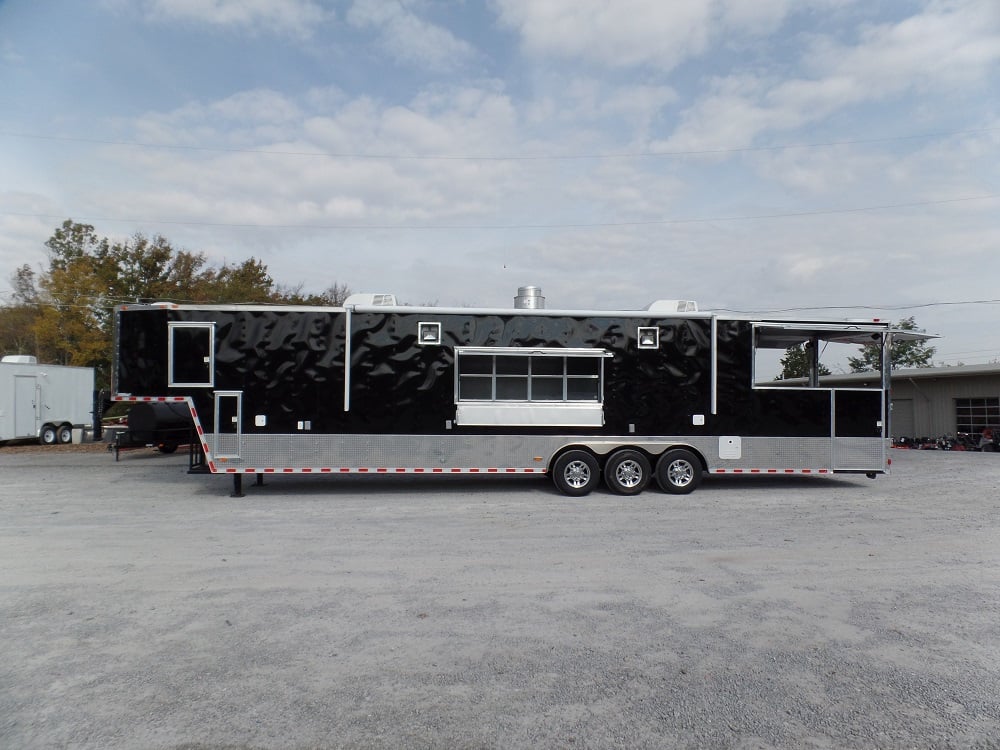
[1,194,996,231]
[1,126,997,161]
[710,297,1000,315]
[6,291,1000,314]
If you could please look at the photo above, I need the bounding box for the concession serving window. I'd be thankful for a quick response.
[454,347,610,427]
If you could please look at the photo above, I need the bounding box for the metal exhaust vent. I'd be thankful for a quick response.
[514,286,545,309]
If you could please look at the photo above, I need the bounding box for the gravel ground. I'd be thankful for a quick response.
[1,445,999,749]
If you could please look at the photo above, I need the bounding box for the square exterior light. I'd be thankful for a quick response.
[638,327,660,349]
[418,322,442,345]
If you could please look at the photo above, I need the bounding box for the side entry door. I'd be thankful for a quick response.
[14,376,38,438]
[214,391,242,459]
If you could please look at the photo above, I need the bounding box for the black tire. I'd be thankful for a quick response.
[158,443,178,454]
[39,424,58,446]
[655,449,703,494]
[552,450,600,497]
[604,449,651,495]
[57,424,73,444]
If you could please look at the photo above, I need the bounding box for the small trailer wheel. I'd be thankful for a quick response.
[604,449,651,495]
[57,424,74,444]
[655,449,703,494]
[552,450,600,496]
[39,424,59,446]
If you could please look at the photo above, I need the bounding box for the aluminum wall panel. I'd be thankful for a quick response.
[202,433,884,473]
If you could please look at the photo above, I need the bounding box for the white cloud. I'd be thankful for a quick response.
[105,86,526,232]
[493,0,842,69]
[135,0,332,37]
[347,0,476,72]
[663,1,1000,152]
[0,194,62,295]
[717,0,792,35]
[494,0,715,70]
[810,0,1000,89]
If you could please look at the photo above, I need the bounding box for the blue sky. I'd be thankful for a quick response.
[1,0,999,369]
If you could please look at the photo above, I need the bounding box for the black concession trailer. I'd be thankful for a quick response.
[112,288,916,496]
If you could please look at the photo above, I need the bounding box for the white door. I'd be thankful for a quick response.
[14,376,38,437]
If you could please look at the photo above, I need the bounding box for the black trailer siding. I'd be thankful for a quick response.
[349,312,714,434]
[114,306,871,440]
[710,320,834,438]
[211,309,347,435]
[115,308,170,395]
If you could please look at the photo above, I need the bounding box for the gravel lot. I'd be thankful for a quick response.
[1,444,999,749]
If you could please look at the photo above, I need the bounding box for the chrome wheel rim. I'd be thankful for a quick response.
[615,460,644,488]
[563,460,592,489]
[668,460,694,487]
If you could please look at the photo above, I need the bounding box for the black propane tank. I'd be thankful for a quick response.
[127,402,193,446]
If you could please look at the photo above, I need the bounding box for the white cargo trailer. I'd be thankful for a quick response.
[0,355,95,444]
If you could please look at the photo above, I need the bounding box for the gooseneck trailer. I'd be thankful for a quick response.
[112,287,913,496]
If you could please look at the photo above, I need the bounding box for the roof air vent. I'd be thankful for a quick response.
[343,293,397,308]
[646,299,698,313]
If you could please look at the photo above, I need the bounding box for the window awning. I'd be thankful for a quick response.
[753,322,935,349]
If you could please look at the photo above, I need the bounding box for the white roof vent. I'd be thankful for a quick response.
[344,293,397,308]
[1,355,38,364]
[646,299,699,313]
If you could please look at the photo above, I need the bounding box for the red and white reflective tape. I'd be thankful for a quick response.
[712,468,831,474]
[112,395,188,402]
[216,467,547,475]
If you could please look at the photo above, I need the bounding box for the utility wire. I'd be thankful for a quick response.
[709,297,1000,315]
[1,126,998,161]
[6,292,1000,314]
[2,194,996,231]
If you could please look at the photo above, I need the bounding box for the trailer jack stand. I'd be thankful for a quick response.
[255,473,265,487]
[231,473,244,498]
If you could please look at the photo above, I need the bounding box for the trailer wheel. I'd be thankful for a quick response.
[604,449,651,495]
[39,424,59,446]
[57,424,73,444]
[655,449,702,494]
[158,443,178,454]
[552,450,600,496]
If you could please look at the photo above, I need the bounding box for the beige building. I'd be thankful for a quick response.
[822,364,1000,439]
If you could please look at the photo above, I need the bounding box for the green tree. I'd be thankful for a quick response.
[276,281,352,305]
[776,343,831,380]
[30,220,291,387]
[105,232,211,303]
[9,219,352,386]
[848,316,935,372]
[0,264,43,356]
[202,257,275,303]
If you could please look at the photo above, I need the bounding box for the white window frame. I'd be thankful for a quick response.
[453,347,609,427]
[168,322,215,387]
